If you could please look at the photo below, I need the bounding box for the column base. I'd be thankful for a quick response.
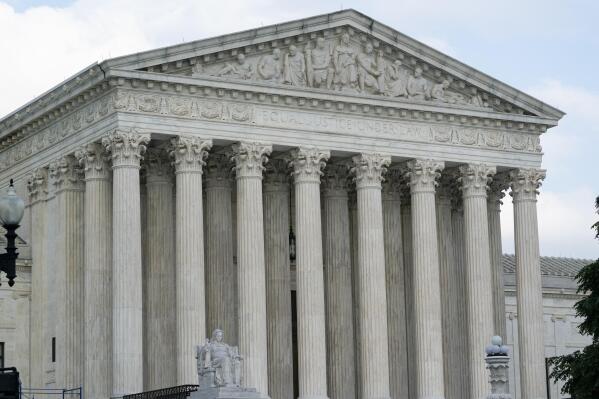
[191,386,270,399]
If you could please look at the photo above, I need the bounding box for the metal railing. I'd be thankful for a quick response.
[20,387,82,399]
[122,385,198,399]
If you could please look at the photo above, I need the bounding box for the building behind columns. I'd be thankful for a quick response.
[0,9,577,399]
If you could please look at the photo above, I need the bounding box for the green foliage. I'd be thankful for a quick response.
[549,196,599,398]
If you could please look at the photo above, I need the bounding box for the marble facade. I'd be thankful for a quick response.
[0,9,567,399]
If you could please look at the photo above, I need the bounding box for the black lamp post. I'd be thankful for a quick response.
[0,180,25,287]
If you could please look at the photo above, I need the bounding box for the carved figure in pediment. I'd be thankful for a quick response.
[216,54,254,80]
[283,45,307,87]
[407,67,429,100]
[431,78,469,105]
[470,90,489,108]
[257,48,283,83]
[356,42,386,94]
[384,60,408,97]
[191,62,204,77]
[306,37,333,88]
[330,33,358,91]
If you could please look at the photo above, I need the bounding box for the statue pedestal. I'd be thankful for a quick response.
[190,386,269,399]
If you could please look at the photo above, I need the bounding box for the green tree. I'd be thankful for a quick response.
[548,196,599,398]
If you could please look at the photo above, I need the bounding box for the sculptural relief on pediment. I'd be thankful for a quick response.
[172,31,497,112]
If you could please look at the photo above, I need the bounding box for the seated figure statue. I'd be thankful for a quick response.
[196,329,242,388]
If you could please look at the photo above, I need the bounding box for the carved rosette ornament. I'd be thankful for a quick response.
[488,173,510,211]
[263,158,290,191]
[508,168,546,202]
[351,153,391,190]
[289,147,330,184]
[27,167,48,204]
[458,163,496,198]
[48,155,84,192]
[144,147,173,183]
[169,135,213,174]
[75,142,111,181]
[231,142,272,179]
[405,159,445,193]
[322,163,351,197]
[102,129,151,169]
[204,154,233,188]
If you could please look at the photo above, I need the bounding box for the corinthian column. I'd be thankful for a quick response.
[144,147,176,389]
[204,154,236,344]
[76,143,112,399]
[382,170,409,399]
[322,163,355,399]
[406,159,445,399]
[509,168,547,399]
[26,168,48,390]
[488,175,509,339]
[459,163,496,399]
[263,159,293,399]
[289,147,330,399]
[352,153,391,399]
[232,142,272,395]
[169,135,212,384]
[48,155,84,390]
[103,129,150,396]
[400,192,415,399]
[436,174,462,399]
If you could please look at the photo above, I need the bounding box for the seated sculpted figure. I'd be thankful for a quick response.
[196,329,242,388]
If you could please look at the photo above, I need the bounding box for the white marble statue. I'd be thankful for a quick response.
[257,48,282,83]
[407,66,429,100]
[306,37,332,88]
[216,54,254,80]
[356,42,385,94]
[196,329,242,388]
[330,33,358,91]
[283,45,307,87]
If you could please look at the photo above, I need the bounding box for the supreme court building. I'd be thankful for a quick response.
[0,10,566,399]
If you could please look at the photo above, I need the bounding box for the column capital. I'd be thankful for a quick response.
[205,154,233,188]
[381,169,403,201]
[231,142,272,179]
[435,171,457,205]
[48,155,84,193]
[488,173,510,210]
[27,167,48,204]
[263,159,289,191]
[169,135,213,174]
[509,168,546,202]
[405,159,444,193]
[289,147,330,184]
[458,163,496,198]
[102,129,151,169]
[144,147,173,184]
[75,142,111,181]
[351,153,391,190]
[322,163,350,198]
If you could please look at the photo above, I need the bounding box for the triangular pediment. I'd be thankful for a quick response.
[102,9,564,121]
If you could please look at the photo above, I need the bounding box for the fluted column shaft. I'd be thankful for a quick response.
[400,198,415,399]
[488,177,508,339]
[435,182,461,399]
[144,148,176,389]
[49,155,84,390]
[322,165,355,399]
[77,144,112,399]
[510,168,547,399]
[264,160,294,399]
[406,159,445,399]
[382,172,409,399]
[169,136,212,384]
[205,154,237,344]
[27,169,48,389]
[290,147,330,399]
[352,154,391,399]
[103,130,150,396]
[459,164,496,399]
[232,142,271,395]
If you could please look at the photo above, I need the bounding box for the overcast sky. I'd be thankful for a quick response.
[0,0,597,258]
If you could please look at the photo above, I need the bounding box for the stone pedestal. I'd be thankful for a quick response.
[406,159,445,399]
[103,130,150,396]
[263,159,294,399]
[191,387,269,399]
[460,163,496,399]
[352,153,391,399]
[76,143,112,399]
[322,164,355,399]
[289,147,330,399]
[170,135,213,385]
[509,168,547,399]
[232,142,271,396]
